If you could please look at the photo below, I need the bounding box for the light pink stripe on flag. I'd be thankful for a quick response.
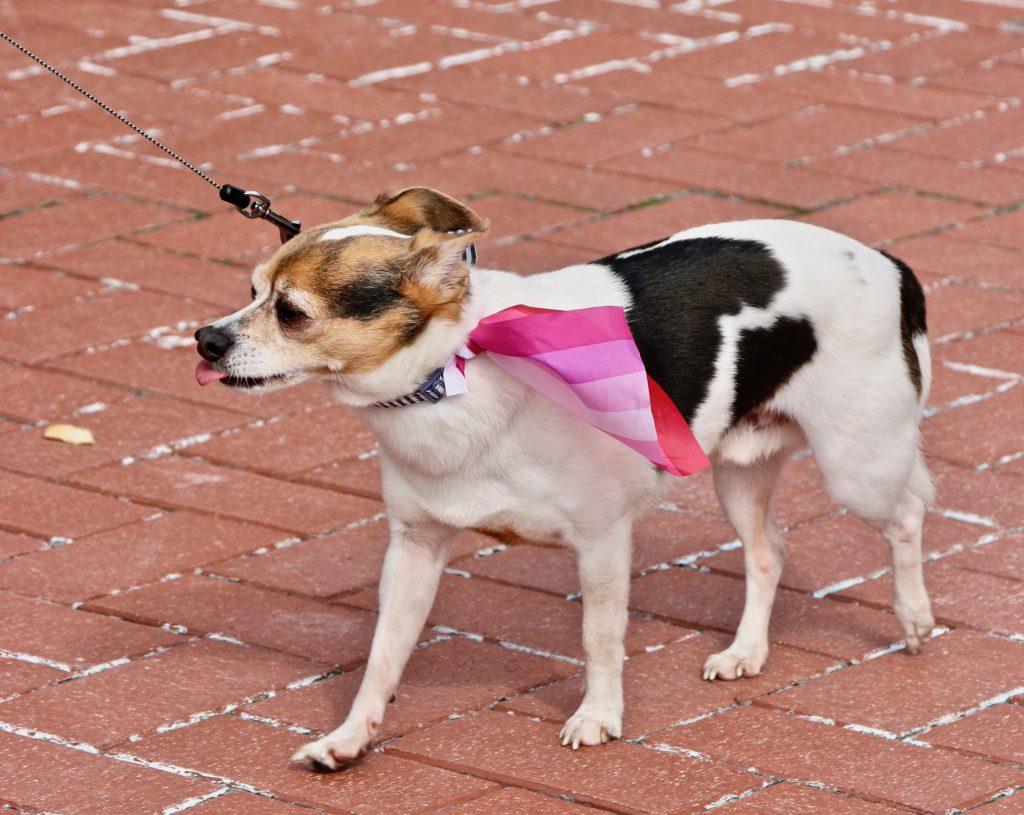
[563,369,653,412]
[531,339,643,383]
[487,353,659,443]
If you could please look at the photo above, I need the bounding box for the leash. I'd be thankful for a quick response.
[0,30,301,244]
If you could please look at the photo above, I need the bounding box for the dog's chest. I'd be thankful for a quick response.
[366,375,659,542]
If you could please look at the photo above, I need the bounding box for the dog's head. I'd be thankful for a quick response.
[194,187,488,396]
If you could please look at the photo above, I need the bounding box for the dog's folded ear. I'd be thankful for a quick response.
[398,229,482,315]
[362,187,488,236]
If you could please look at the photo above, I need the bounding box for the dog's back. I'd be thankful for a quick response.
[589,219,928,463]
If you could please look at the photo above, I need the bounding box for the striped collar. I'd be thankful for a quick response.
[372,366,448,408]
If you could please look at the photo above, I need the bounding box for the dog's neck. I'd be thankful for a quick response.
[328,260,631,409]
[326,267,521,408]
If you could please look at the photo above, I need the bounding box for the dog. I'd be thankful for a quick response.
[194,187,935,771]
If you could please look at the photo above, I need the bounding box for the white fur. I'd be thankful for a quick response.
[230,219,933,770]
[319,225,410,242]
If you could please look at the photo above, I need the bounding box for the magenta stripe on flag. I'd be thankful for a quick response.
[471,305,634,356]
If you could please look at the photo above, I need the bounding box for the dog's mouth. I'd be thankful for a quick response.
[195,360,287,390]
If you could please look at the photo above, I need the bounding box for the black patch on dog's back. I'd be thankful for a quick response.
[881,250,927,395]
[733,316,817,422]
[600,236,816,422]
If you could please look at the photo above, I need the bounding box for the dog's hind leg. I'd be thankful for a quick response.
[292,519,453,772]
[560,522,631,748]
[703,448,790,680]
[875,462,935,652]
[806,412,935,653]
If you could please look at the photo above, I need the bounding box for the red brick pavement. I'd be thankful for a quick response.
[1,1,1024,813]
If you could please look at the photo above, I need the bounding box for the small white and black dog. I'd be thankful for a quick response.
[194,188,934,771]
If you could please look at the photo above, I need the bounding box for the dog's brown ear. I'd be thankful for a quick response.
[362,187,488,235]
[398,230,480,317]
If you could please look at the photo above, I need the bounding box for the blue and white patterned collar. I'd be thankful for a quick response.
[372,366,448,408]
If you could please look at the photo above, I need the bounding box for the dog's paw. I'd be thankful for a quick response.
[559,706,622,750]
[291,732,369,773]
[702,647,766,681]
[897,607,936,655]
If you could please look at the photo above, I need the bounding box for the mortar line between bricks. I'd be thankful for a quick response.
[807,527,1009,599]
[158,786,230,815]
[786,703,1024,769]
[114,728,504,815]
[789,98,1023,170]
[413,786,509,815]
[0,467,305,535]
[0,637,198,704]
[232,627,588,740]
[727,641,1024,759]
[641,708,1008,813]
[490,143,804,217]
[327,22,602,88]
[77,101,442,171]
[0,503,282,571]
[387,737,714,815]
[109,667,340,748]
[86,449,389,521]
[54,466,375,537]
[178,444,385,496]
[934,314,1024,346]
[26,358,277,421]
[596,160,872,215]
[646,736,931,814]
[70,593,355,665]
[11,311,213,364]
[16,252,253,313]
[1,510,392,621]
[0,209,204,267]
[0,650,341,752]
[925,375,1021,420]
[509,185,799,247]
[950,788,1024,815]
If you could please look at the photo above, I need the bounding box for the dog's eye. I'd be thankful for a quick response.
[275,299,307,327]
[250,285,257,301]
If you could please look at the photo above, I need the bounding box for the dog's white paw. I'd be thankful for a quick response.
[897,605,935,654]
[291,731,370,773]
[559,706,622,750]
[702,647,767,681]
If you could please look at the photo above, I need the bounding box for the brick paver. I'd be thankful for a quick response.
[2,1,1024,813]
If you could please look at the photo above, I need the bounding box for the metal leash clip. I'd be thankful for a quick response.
[220,184,301,244]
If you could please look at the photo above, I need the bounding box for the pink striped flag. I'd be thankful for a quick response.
[457,304,709,477]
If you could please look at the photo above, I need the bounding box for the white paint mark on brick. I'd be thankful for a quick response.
[160,787,230,815]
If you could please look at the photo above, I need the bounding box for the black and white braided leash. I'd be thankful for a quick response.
[0,30,301,242]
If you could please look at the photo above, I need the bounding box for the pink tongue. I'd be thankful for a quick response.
[195,360,227,387]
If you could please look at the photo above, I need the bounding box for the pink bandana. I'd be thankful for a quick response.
[448,305,709,477]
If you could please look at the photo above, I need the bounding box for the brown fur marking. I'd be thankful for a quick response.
[237,188,488,377]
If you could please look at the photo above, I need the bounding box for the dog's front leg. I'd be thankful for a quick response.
[560,526,630,749]
[292,519,453,771]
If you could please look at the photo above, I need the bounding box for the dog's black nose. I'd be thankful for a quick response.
[195,325,234,363]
